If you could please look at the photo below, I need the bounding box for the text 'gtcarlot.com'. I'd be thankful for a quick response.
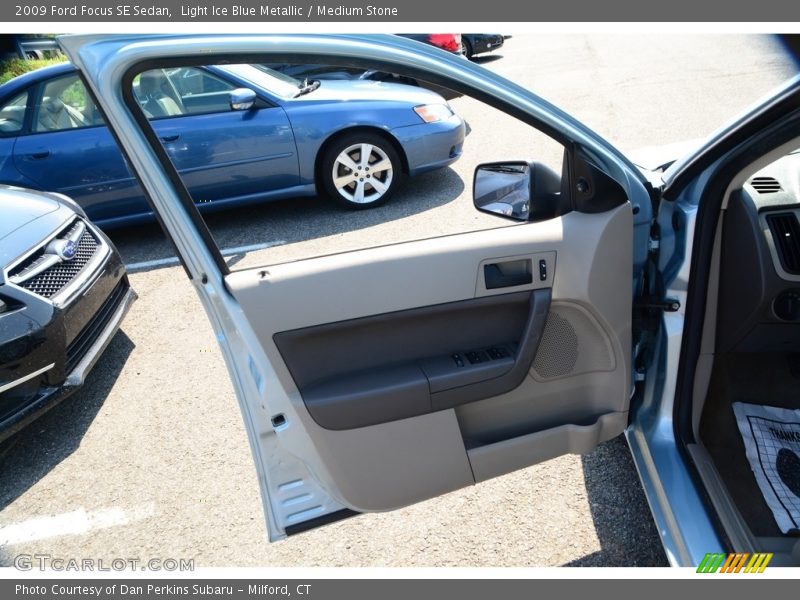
[13,554,194,572]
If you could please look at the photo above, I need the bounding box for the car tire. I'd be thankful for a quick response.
[463,39,474,60]
[321,132,402,209]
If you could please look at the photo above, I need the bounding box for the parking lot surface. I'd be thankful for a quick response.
[0,34,796,568]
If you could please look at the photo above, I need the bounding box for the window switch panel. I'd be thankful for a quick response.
[465,351,487,364]
[487,346,510,360]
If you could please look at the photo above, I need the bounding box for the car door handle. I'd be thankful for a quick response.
[159,134,180,142]
[483,261,533,289]
[27,150,50,160]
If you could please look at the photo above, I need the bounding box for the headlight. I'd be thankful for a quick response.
[413,104,454,123]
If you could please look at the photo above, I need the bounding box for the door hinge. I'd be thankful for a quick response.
[634,297,681,312]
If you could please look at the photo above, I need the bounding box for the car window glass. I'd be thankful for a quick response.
[0,90,28,134]
[134,67,238,119]
[122,59,566,274]
[34,74,104,132]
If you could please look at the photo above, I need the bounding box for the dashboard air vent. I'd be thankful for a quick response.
[766,212,800,275]
[751,176,782,194]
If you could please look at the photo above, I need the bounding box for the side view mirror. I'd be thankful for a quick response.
[473,161,531,221]
[230,88,257,111]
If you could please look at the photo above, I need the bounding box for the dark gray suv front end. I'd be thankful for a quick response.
[0,186,136,442]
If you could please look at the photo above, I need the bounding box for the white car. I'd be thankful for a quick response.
[59,33,800,567]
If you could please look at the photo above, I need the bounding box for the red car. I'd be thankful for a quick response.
[399,34,464,55]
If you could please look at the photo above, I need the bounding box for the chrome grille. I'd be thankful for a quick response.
[8,220,99,299]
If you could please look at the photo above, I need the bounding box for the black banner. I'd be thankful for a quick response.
[2,0,800,22]
[3,580,799,600]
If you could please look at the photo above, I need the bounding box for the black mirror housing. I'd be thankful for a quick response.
[473,160,566,222]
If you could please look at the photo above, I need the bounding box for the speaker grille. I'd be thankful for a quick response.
[533,311,579,378]
[532,305,615,381]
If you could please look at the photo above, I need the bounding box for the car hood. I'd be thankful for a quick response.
[287,79,449,105]
[0,187,62,242]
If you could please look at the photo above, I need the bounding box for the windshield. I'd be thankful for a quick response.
[217,64,301,99]
[662,74,800,187]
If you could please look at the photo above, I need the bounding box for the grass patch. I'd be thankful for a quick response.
[0,56,67,85]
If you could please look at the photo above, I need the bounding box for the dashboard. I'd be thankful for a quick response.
[717,149,800,353]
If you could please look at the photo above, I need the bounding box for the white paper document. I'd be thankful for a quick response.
[733,402,800,534]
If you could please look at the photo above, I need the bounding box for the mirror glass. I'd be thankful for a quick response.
[473,162,531,221]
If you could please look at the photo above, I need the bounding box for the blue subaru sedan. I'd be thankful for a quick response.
[0,62,465,228]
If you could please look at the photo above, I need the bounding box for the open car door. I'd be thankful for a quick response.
[60,34,654,540]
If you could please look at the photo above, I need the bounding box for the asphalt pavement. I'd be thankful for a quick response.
[0,33,796,568]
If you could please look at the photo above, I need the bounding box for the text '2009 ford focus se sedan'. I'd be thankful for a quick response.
[0,186,136,442]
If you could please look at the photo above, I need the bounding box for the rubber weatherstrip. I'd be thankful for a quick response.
[284,508,360,536]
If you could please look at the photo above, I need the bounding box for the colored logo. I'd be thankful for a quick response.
[51,239,77,261]
[697,552,773,573]
[59,240,77,260]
